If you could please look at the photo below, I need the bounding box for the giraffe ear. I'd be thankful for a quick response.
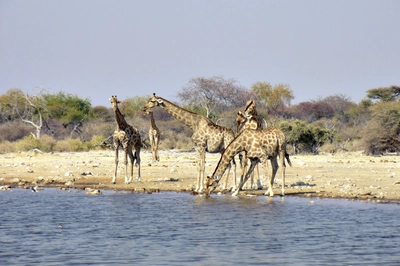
[238,111,242,115]
[157,99,163,104]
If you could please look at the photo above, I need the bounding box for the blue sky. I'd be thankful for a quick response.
[1,0,399,107]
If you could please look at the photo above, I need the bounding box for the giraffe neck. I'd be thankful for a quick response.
[149,112,158,130]
[158,97,202,129]
[113,106,129,130]
[212,135,245,179]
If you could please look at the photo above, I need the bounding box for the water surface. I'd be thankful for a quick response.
[1,188,400,265]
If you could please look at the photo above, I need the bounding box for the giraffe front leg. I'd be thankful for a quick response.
[124,150,130,184]
[112,147,119,184]
[232,159,257,196]
[195,147,206,192]
[222,163,231,190]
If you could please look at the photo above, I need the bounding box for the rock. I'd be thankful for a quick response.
[165,177,179,182]
[85,188,102,195]
[0,185,11,190]
[10,178,20,183]
[65,181,74,186]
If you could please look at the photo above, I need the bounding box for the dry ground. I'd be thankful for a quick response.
[1,149,400,202]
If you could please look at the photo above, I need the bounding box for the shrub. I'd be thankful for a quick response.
[0,122,31,142]
[15,135,42,151]
[40,134,57,152]
[0,140,15,154]
[53,139,91,152]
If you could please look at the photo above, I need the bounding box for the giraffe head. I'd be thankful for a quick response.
[244,99,256,115]
[143,93,163,112]
[109,95,121,109]
[235,111,246,134]
[236,111,258,133]
[204,175,219,197]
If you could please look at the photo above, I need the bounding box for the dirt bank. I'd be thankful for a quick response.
[1,150,400,202]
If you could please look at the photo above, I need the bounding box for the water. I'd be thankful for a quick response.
[1,189,400,265]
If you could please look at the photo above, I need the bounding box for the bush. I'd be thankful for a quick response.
[0,122,31,142]
[0,140,15,154]
[53,139,91,152]
[40,134,57,152]
[15,135,42,151]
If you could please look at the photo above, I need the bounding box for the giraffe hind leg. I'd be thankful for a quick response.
[135,149,141,182]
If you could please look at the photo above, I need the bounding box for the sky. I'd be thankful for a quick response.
[1,0,399,107]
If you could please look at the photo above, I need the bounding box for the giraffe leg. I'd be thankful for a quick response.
[265,157,279,197]
[155,137,160,161]
[232,159,257,196]
[232,157,237,191]
[126,147,134,184]
[239,153,248,189]
[123,148,129,184]
[112,146,119,184]
[280,151,286,196]
[222,162,231,190]
[255,164,263,190]
[135,148,141,182]
[196,146,206,192]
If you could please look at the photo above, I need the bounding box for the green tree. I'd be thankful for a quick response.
[251,82,294,113]
[0,88,27,122]
[366,85,400,102]
[119,95,150,117]
[44,92,92,138]
[280,119,333,154]
[363,101,400,154]
[345,99,372,127]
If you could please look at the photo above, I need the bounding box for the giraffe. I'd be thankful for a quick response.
[147,110,160,161]
[205,126,291,197]
[236,99,267,133]
[235,99,267,190]
[142,93,236,192]
[110,95,141,184]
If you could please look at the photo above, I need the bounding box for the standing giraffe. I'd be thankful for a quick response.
[235,99,267,190]
[205,126,291,197]
[110,95,141,184]
[147,111,160,161]
[142,93,236,192]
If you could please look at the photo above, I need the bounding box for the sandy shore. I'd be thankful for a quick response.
[1,150,400,202]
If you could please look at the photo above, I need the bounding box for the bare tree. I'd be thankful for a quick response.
[177,76,252,119]
[21,87,48,139]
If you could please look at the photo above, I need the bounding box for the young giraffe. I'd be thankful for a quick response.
[235,99,267,190]
[147,111,160,161]
[110,95,141,184]
[205,126,291,197]
[142,93,236,192]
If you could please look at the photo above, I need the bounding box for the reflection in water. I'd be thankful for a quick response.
[1,189,400,265]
